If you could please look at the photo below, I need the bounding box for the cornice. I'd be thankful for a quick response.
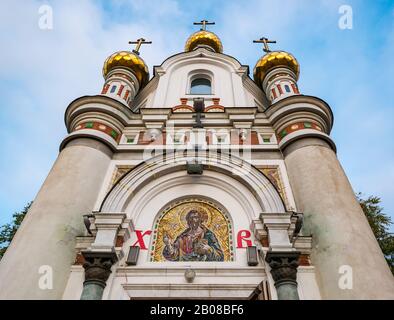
[265,94,334,131]
[65,95,134,131]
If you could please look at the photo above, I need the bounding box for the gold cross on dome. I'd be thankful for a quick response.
[193,19,215,31]
[128,38,152,55]
[253,37,277,53]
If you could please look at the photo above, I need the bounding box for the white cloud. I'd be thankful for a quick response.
[0,0,190,223]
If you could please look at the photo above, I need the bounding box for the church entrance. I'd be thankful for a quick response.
[94,152,284,300]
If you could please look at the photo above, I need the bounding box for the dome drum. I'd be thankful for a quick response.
[261,67,300,103]
[104,68,140,93]
[100,67,140,105]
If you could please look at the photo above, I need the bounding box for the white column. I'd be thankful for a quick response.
[0,138,113,299]
[284,138,394,299]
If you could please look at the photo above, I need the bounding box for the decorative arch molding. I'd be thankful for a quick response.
[100,151,286,214]
[154,195,234,228]
[126,170,259,227]
[157,48,247,76]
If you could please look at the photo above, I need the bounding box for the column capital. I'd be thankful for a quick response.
[81,251,118,286]
[265,251,300,285]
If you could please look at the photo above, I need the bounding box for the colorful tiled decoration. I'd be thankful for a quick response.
[107,165,134,192]
[74,121,121,142]
[258,166,290,210]
[276,121,323,142]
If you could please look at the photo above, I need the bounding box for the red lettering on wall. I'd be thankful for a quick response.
[237,230,252,248]
[131,230,152,250]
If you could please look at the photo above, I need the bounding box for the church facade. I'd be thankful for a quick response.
[0,22,393,300]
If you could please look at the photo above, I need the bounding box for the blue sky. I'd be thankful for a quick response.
[0,0,393,231]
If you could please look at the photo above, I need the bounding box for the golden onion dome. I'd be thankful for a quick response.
[102,51,149,87]
[253,51,300,87]
[185,30,223,53]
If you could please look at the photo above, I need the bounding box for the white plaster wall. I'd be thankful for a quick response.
[156,59,236,108]
[62,266,84,300]
[150,50,257,109]
[297,267,322,300]
[109,267,267,299]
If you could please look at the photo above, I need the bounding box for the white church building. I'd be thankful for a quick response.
[0,21,393,300]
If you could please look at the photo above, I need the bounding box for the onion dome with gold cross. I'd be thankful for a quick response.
[253,37,300,88]
[185,19,223,53]
[102,38,151,88]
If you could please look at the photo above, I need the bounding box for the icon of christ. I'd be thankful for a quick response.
[162,209,224,261]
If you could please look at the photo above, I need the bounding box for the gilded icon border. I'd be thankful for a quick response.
[149,197,234,262]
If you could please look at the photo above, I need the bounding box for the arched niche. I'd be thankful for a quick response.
[149,196,234,263]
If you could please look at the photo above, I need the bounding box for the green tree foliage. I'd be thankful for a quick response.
[357,193,394,275]
[0,202,32,260]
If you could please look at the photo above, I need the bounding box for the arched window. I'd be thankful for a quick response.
[190,78,211,95]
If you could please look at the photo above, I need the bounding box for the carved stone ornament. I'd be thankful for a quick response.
[265,251,300,285]
[81,251,118,286]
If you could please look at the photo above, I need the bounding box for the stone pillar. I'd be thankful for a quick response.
[284,138,394,299]
[259,212,293,251]
[80,251,117,300]
[79,213,125,300]
[0,138,113,299]
[265,251,300,300]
